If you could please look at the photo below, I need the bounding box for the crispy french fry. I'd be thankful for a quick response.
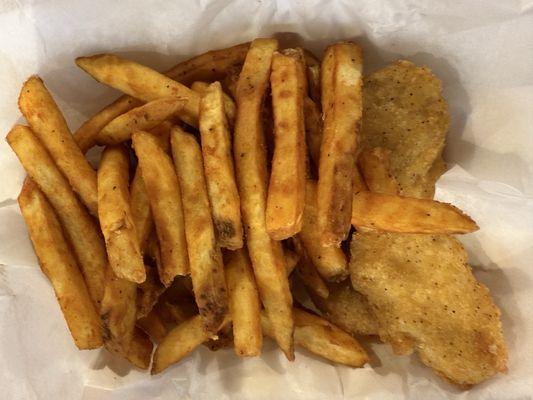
[18,76,98,215]
[192,81,237,126]
[74,96,143,153]
[132,131,189,285]
[100,268,137,356]
[284,248,300,276]
[261,308,368,367]
[292,238,329,299]
[233,38,295,360]
[18,180,102,349]
[359,147,401,195]
[137,263,165,319]
[138,309,168,343]
[96,97,184,145]
[353,165,368,195]
[152,315,230,374]
[224,248,262,357]
[76,54,200,127]
[98,145,145,283]
[199,82,243,250]
[299,180,348,282]
[171,128,228,334]
[266,50,306,240]
[7,125,107,306]
[317,42,363,246]
[126,328,154,369]
[351,191,478,234]
[304,97,322,175]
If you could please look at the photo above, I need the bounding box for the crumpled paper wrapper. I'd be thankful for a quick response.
[1,0,532,399]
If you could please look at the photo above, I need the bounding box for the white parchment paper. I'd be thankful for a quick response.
[1,1,532,399]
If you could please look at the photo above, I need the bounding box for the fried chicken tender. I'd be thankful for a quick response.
[350,232,507,387]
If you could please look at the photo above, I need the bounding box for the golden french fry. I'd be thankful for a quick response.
[18,180,102,349]
[292,238,329,299]
[199,81,243,250]
[132,131,189,285]
[359,147,401,195]
[96,97,184,145]
[137,263,165,319]
[299,180,347,282]
[76,54,200,127]
[171,128,228,334]
[304,97,322,175]
[317,42,363,246]
[351,191,478,234]
[100,268,137,356]
[98,145,145,283]
[353,165,368,195]
[284,248,300,276]
[224,248,262,357]
[138,309,168,343]
[192,81,237,126]
[126,328,154,369]
[266,50,306,240]
[7,125,107,306]
[74,96,143,153]
[18,76,98,215]
[152,315,230,374]
[261,308,369,367]
[233,38,294,360]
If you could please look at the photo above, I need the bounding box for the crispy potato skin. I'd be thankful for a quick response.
[350,232,507,386]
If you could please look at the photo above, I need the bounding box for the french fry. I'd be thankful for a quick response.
[199,82,243,250]
[152,315,230,374]
[306,64,321,104]
[18,76,98,215]
[96,97,184,145]
[358,147,401,195]
[304,97,322,174]
[299,180,348,282]
[233,38,295,360]
[18,180,102,349]
[76,54,200,127]
[192,81,237,126]
[126,328,154,370]
[136,263,165,319]
[224,248,262,357]
[261,308,369,367]
[98,145,145,283]
[284,248,300,276]
[351,191,479,234]
[265,50,306,240]
[317,42,363,246]
[132,131,189,285]
[7,125,107,306]
[353,165,368,194]
[100,268,138,356]
[74,96,143,153]
[292,238,329,299]
[138,309,168,343]
[223,64,241,98]
[171,127,229,334]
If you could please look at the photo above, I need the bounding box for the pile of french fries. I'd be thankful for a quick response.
[7,38,477,374]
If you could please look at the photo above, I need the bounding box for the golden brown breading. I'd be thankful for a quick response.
[350,232,507,387]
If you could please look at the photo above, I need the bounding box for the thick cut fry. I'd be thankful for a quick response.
[317,42,363,246]
[358,147,401,195]
[100,268,137,356]
[199,82,243,249]
[261,308,369,367]
[7,125,106,306]
[74,96,143,153]
[224,249,262,357]
[192,81,237,126]
[304,97,322,174]
[132,131,189,285]
[351,191,478,234]
[292,238,329,299]
[233,38,294,360]
[98,145,145,283]
[299,180,347,282]
[96,97,184,145]
[171,128,228,334]
[266,51,306,240]
[18,76,98,215]
[136,263,165,319]
[126,328,154,369]
[152,315,230,374]
[18,180,102,349]
[76,54,200,127]
[353,166,368,195]
[138,310,168,343]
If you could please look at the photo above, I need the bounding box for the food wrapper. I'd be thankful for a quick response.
[1,1,532,398]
